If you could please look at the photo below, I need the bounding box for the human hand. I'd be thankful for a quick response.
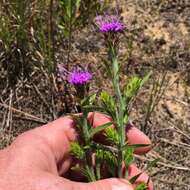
[0,113,153,190]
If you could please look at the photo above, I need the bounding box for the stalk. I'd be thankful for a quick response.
[109,45,126,178]
[81,111,96,181]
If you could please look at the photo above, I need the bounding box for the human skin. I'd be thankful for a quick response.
[0,113,153,190]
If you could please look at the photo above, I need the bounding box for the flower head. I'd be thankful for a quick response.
[95,15,125,33]
[68,67,92,85]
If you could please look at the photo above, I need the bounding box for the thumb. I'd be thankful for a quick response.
[56,177,134,190]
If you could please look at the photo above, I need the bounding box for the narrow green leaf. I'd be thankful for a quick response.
[81,93,96,106]
[130,172,142,184]
[71,166,94,182]
[92,143,118,153]
[66,0,72,18]
[100,91,115,117]
[89,122,113,138]
[85,165,96,182]
[122,143,150,151]
[82,105,104,113]
[70,114,83,131]
[76,0,81,10]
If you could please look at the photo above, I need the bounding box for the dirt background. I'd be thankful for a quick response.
[0,0,190,189]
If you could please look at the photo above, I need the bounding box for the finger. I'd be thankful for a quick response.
[89,112,151,154]
[11,117,77,173]
[40,116,77,161]
[128,164,153,190]
[52,177,134,190]
[126,124,151,154]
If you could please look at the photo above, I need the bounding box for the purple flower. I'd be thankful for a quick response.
[95,15,125,33]
[68,68,92,85]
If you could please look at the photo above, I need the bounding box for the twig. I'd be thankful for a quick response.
[0,103,47,124]
[9,115,47,124]
[168,121,190,141]
[150,150,190,168]
[172,97,189,107]
[159,138,190,150]
[5,90,13,131]
[135,155,190,171]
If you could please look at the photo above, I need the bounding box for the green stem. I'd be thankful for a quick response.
[110,46,125,178]
[81,112,96,181]
[82,112,89,143]
[85,165,96,182]
[96,164,101,180]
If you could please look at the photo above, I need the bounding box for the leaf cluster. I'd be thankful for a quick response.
[124,72,151,105]
[96,149,117,176]
[70,142,85,160]
[104,127,119,145]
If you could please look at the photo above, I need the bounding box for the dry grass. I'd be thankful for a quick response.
[0,0,190,189]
